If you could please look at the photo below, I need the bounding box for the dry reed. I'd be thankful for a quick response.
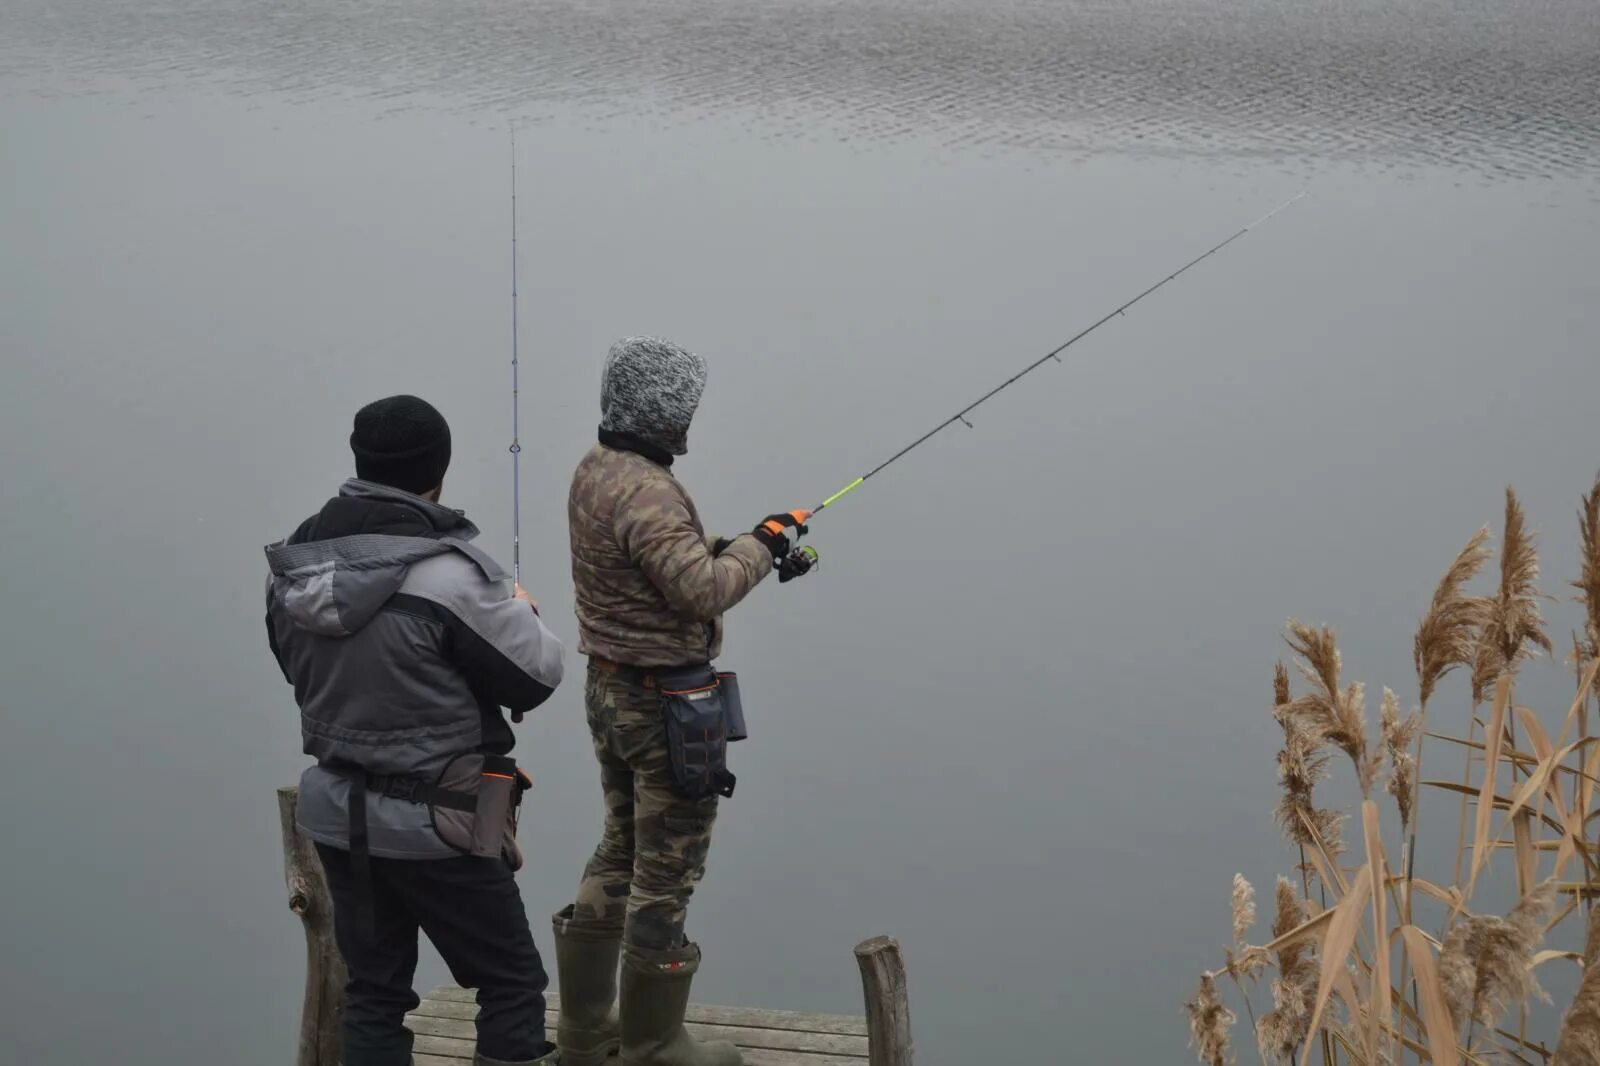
[1473,488,1553,700]
[1553,892,1600,1065]
[1257,878,1318,1063]
[1273,679,1345,863]
[1561,476,1600,1056]
[1283,621,1379,796]
[1225,873,1272,984]
[1414,527,1494,708]
[1575,477,1600,696]
[1439,882,1555,1039]
[1190,479,1600,1066]
[1381,688,1422,830]
[1233,874,1259,951]
[1400,526,1493,1034]
[1188,971,1237,1066]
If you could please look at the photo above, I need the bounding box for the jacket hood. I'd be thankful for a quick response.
[263,480,483,637]
[598,336,707,457]
[337,478,479,537]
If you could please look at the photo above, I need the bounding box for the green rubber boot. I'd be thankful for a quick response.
[473,1046,560,1065]
[552,905,623,1066]
[619,943,743,1066]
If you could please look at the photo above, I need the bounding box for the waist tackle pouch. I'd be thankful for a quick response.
[657,667,740,800]
[428,753,532,870]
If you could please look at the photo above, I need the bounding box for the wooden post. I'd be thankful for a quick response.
[278,786,346,1066]
[854,936,913,1066]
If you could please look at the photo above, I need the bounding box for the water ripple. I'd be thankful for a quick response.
[5,0,1599,177]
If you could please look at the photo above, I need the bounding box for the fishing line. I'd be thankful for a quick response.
[804,191,1308,521]
[508,125,523,585]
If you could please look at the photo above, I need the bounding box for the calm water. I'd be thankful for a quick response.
[2,1,1599,1063]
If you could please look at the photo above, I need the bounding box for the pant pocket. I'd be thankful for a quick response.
[660,809,717,875]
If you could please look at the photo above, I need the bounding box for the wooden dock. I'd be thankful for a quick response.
[278,787,914,1066]
[406,987,870,1066]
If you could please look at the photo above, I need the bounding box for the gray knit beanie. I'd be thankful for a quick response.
[599,336,708,456]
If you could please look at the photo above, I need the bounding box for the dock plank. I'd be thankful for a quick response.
[739,1051,865,1066]
[408,985,870,1064]
[410,1030,858,1065]
[411,1041,859,1066]
[424,987,867,1035]
[411,1032,480,1058]
[405,1007,867,1057]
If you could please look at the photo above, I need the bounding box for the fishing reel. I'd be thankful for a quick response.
[778,544,820,583]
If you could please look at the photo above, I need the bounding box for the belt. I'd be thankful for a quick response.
[365,772,477,812]
[589,656,710,690]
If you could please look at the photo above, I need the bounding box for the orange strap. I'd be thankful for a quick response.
[761,510,813,536]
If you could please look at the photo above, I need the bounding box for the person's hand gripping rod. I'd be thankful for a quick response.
[753,509,819,583]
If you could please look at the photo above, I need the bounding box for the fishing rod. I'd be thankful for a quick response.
[508,125,523,585]
[801,191,1308,522]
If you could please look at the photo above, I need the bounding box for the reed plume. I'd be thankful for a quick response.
[1232,874,1257,947]
[1414,526,1494,707]
[1256,878,1318,1063]
[1187,971,1237,1066]
[1553,883,1600,1065]
[1273,663,1345,861]
[1283,621,1379,795]
[1473,488,1553,700]
[1574,477,1600,697]
[1439,881,1556,1036]
[1227,945,1272,984]
[1380,688,1422,830]
[1225,874,1270,982]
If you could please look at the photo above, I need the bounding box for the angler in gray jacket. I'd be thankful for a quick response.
[265,395,565,1066]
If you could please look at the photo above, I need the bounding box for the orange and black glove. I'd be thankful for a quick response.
[752,510,811,561]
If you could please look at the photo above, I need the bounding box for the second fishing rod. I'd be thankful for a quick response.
[779,191,1307,559]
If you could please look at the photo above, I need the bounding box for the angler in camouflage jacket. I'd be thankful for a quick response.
[570,432,772,666]
[550,336,813,1066]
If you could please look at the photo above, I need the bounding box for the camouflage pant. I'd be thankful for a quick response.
[573,660,719,950]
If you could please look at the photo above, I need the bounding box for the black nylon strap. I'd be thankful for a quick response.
[363,771,479,813]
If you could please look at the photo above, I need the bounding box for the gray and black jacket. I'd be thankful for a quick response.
[266,479,565,859]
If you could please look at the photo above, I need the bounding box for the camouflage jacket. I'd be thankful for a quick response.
[570,439,772,667]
